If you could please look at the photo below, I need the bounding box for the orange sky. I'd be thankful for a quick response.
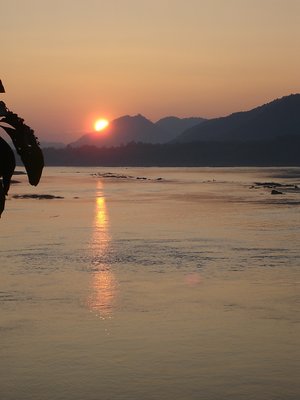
[1,0,300,143]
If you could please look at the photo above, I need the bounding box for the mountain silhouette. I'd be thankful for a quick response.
[155,116,206,141]
[70,114,204,147]
[174,94,300,143]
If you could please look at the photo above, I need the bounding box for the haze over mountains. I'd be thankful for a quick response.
[69,115,205,147]
[38,94,298,167]
[42,94,300,167]
[67,94,300,150]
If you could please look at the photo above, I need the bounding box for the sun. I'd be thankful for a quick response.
[94,118,109,132]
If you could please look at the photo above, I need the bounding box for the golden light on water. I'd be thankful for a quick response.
[88,270,117,319]
[96,196,107,227]
[87,181,117,319]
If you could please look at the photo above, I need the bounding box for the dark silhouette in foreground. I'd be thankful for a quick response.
[0,80,44,216]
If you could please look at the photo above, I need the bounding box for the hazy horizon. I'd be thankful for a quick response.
[40,93,300,145]
[2,0,300,142]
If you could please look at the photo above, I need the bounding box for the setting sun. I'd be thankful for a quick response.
[94,118,109,132]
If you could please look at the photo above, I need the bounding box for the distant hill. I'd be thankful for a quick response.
[42,136,300,167]
[70,114,205,147]
[174,94,300,143]
[155,116,206,140]
[40,141,66,149]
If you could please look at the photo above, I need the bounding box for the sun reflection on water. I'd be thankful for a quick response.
[87,181,117,319]
[95,196,107,228]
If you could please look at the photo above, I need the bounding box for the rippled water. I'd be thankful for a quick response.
[1,167,299,400]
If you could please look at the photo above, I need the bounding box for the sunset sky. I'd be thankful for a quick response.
[1,0,300,143]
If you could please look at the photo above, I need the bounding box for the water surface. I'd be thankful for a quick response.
[1,167,299,399]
